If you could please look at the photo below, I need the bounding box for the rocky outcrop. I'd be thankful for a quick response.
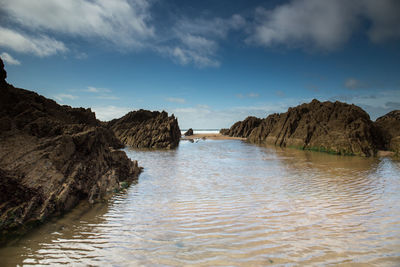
[184,128,194,136]
[374,110,400,155]
[0,58,6,86]
[106,110,180,149]
[221,116,262,138]
[0,58,141,241]
[247,99,378,156]
[219,128,229,135]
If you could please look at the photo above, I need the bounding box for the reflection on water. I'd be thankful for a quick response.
[1,140,400,266]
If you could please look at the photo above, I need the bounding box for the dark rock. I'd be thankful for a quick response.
[219,128,229,135]
[246,99,378,156]
[106,110,180,149]
[184,128,194,136]
[222,116,262,138]
[374,110,400,155]
[0,59,141,241]
[0,57,6,86]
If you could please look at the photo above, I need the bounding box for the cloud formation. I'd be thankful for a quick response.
[0,0,399,66]
[0,27,67,57]
[236,92,260,99]
[166,97,186,104]
[0,52,21,65]
[249,0,400,50]
[344,78,363,90]
[54,94,78,102]
[162,14,245,67]
[85,86,111,93]
[92,105,132,121]
[1,0,154,47]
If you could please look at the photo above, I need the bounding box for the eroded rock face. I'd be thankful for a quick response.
[221,116,262,138]
[107,110,181,149]
[374,110,400,155]
[184,128,194,136]
[0,58,141,240]
[247,99,378,156]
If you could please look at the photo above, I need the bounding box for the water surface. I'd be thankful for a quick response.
[1,140,400,266]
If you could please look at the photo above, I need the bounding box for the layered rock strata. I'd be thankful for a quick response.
[0,58,141,240]
[221,116,262,138]
[106,110,180,149]
[227,99,380,156]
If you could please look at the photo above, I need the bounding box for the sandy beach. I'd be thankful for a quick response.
[181,133,246,140]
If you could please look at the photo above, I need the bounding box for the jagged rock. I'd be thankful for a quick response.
[219,128,229,135]
[184,128,194,136]
[0,58,141,241]
[374,110,400,155]
[0,58,6,86]
[221,116,262,138]
[106,110,181,149]
[247,99,378,156]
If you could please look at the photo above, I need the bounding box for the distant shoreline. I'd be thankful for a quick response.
[181,133,245,140]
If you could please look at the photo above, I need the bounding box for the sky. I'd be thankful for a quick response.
[0,0,400,129]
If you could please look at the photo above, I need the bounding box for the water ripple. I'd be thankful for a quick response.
[1,140,400,266]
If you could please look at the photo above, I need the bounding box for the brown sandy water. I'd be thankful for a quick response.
[1,139,400,266]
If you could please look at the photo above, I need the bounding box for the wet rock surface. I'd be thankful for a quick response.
[220,116,262,138]
[245,99,379,156]
[374,110,400,155]
[0,58,141,240]
[106,110,180,149]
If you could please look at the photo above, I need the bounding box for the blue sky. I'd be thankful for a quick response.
[1,0,399,129]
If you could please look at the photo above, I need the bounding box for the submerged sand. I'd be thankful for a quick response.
[181,133,245,140]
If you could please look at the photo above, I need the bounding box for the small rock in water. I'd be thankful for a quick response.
[184,128,194,136]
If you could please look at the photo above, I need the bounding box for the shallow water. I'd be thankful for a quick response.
[1,139,400,266]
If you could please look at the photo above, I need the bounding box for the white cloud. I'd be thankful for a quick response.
[92,105,132,121]
[160,14,245,68]
[1,0,154,48]
[175,14,245,39]
[0,52,21,65]
[249,0,400,50]
[344,78,363,90]
[85,86,111,93]
[166,97,186,104]
[54,94,78,102]
[236,92,260,98]
[169,101,294,129]
[0,27,67,57]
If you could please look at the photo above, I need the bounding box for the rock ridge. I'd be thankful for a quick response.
[223,99,391,157]
[219,116,262,138]
[106,109,181,149]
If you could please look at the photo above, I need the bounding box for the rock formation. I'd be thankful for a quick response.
[0,58,141,241]
[246,99,378,156]
[106,110,180,149]
[219,128,229,135]
[184,128,194,136]
[221,116,262,138]
[374,110,400,155]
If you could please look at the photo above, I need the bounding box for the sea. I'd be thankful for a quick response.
[1,137,399,266]
[180,129,220,135]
